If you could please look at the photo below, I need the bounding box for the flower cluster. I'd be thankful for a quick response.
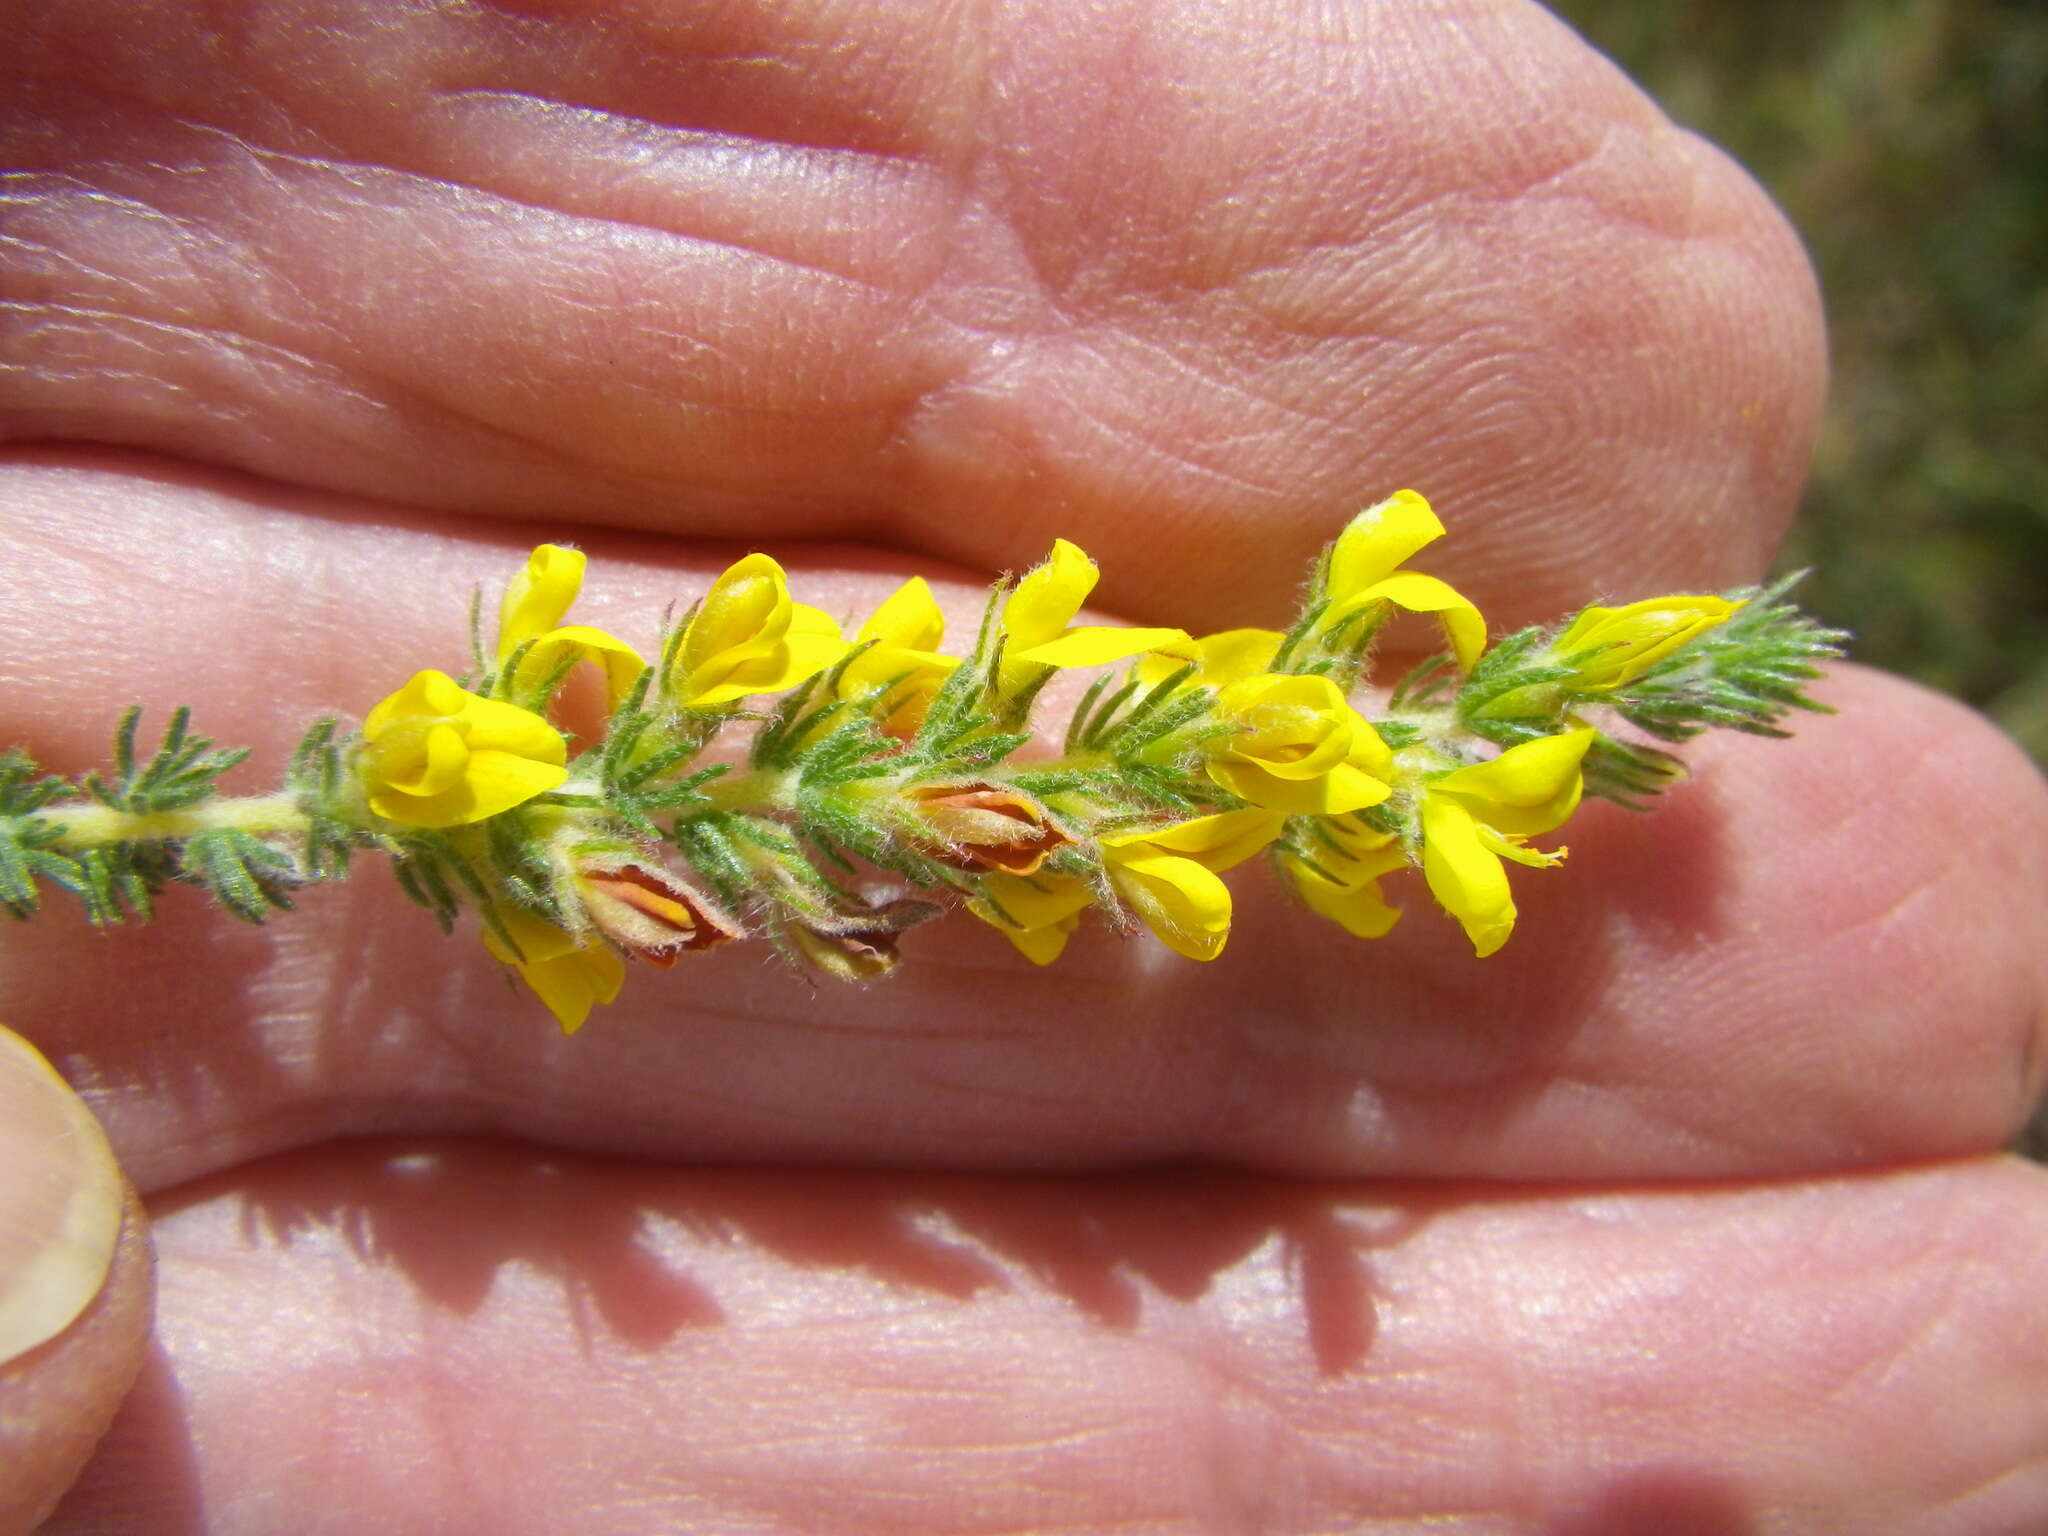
[1,493,1845,1033]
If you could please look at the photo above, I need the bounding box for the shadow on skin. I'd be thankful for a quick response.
[1545,1463,1759,1536]
[149,1137,1427,1376]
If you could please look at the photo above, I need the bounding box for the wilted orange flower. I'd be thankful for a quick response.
[575,860,741,968]
[905,782,1070,875]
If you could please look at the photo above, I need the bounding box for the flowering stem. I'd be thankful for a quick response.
[0,510,1846,1028]
[27,793,311,852]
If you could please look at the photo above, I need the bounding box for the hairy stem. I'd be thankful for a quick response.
[27,793,310,850]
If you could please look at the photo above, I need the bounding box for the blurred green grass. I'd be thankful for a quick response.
[1547,0,2048,1155]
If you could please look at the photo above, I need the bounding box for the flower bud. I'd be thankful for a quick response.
[788,922,901,980]
[671,554,845,708]
[1551,596,1742,690]
[904,782,1070,875]
[574,859,741,968]
[787,896,940,981]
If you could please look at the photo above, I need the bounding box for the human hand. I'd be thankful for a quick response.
[4,1,2046,1530]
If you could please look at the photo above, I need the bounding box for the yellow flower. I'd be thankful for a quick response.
[972,809,1282,966]
[1283,815,1408,940]
[484,905,625,1035]
[1098,810,1283,962]
[672,554,846,708]
[1206,672,1393,815]
[1321,490,1486,671]
[1419,728,1595,957]
[999,539,1188,690]
[496,544,647,711]
[360,670,568,828]
[1551,595,1743,689]
[836,576,959,738]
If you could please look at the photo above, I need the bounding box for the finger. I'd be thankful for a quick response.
[48,1143,2048,1535]
[4,469,2043,1190]
[0,1026,151,1536]
[2,0,1824,629]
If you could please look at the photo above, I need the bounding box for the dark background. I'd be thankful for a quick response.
[1549,0,2048,1153]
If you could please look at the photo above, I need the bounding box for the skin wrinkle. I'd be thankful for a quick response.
[1124,320,1366,459]
[3,98,944,502]
[0,226,148,298]
[9,289,906,514]
[2,297,632,484]
[53,0,950,168]
[1197,112,1719,314]
[1,111,328,331]
[223,120,914,295]
[1930,1457,2048,1525]
[423,84,937,171]
[1812,1243,1974,1409]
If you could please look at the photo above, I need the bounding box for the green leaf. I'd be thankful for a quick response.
[179,828,298,923]
[83,707,250,814]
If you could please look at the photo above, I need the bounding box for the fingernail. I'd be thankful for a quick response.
[0,1025,122,1366]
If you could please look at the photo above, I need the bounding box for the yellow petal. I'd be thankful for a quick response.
[485,905,584,965]
[371,755,567,829]
[533,947,626,1034]
[1207,757,1391,815]
[678,555,792,687]
[514,624,648,711]
[497,544,586,661]
[363,668,469,737]
[1215,674,1353,778]
[1354,571,1488,672]
[1419,797,1516,957]
[1286,855,1404,939]
[1003,913,1078,965]
[837,645,958,736]
[1011,623,1191,670]
[1105,848,1232,962]
[859,577,947,652]
[782,606,850,676]
[1203,673,1391,813]
[452,694,573,765]
[459,749,574,822]
[1553,595,1742,688]
[1433,728,1594,836]
[375,720,469,798]
[482,910,627,1035]
[1101,809,1285,872]
[515,949,625,1033]
[974,872,1096,933]
[1327,490,1445,598]
[1140,628,1284,687]
[1316,815,1410,881]
[1213,673,1392,786]
[1003,538,1099,652]
[676,576,845,706]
